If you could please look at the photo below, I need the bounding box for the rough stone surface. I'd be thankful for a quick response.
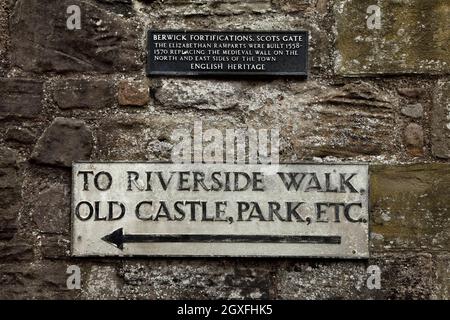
[154,79,241,110]
[335,0,450,75]
[53,79,115,110]
[141,0,274,16]
[31,185,70,234]
[0,147,16,167]
[398,87,427,99]
[10,0,141,73]
[32,118,94,167]
[0,243,34,262]
[0,0,9,74]
[275,0,310,13]
[0,262,77,299]
[41,235,71,259]
[401,104,423,119]
[431,80,450,159]
[0,78,43,118]
[5,127,36,144]
[278,253,438,299]
[0,147,20,240]
[118,261,276,299]
[118,80,150,107]
[370,164,450,252]
[404,123,424,156]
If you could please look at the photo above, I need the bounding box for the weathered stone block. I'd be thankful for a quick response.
[288,81,397,157]
[31,185,70,234]
[0,167,17,189]
[0,147,19,240]
[277,253,441,299]
[96,0,134,17]
[53,79,115,110]
[403,123,424,156]
[274,0,310,13]
[118,80,150,107]
[117,261,275,299]
[0,147,16,167]
[5,127,36,144]
[41,235,70,259]
[32,117,94,167]
[335,0,450,75]
[10,0,141,73]
[401,103,423,119]
[149,0,273,16]
[370,164,450,251]
[431,80,450,159]
[95,115,178,161]
[0,242,33,262]
[398,87,426,99]
[0,0,10,74]
[0,78,43,118]
[154,79,241,110]
[0,262,78,299]
[434,254,449,299]
[83,265,122,299]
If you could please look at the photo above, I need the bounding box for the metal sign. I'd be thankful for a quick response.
[72,163,369,258]
[147,30,308,76]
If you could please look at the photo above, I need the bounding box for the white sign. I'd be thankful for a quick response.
[72,163,369,258]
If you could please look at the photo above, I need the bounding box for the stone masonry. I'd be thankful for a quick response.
[0,0,448,299]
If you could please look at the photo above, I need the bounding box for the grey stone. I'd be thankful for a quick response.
[0,167,17,189]
[0,213,18,240]
[154,79,241,110]
[398,87,427,99]
[431,80,450,159]
[145,0,273,17]
[53,79,115,110]
[0,147,16,167]
[0,262,78,299]
[0,147,19,240]
[0,0,10,74]
[41,235,70,259]
[0,242,34,262]
[277,253,438,299]
[0,78,43,118]
[32,185,70,234]
[5,127,36,144]
[401,103,423,118]
[96,0,134,17]
[274,0,310,13]
[118,261,275,299]
[404,123,424,156]
[10,0,141,73]
[32,117,94,167]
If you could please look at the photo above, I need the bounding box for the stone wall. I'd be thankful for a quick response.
[0,0,448,299]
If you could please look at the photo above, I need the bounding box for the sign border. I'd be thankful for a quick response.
[71,161,370,259]
[146,30,309,77]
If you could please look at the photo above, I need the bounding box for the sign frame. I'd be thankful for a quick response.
[146,30,309,77]
[71,161,370,259]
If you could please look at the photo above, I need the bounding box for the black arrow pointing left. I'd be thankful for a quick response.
[101,228,341,250]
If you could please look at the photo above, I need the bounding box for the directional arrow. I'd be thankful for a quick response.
[101,228,341,250]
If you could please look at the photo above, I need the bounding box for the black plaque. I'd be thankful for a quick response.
[147,30,308,76]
